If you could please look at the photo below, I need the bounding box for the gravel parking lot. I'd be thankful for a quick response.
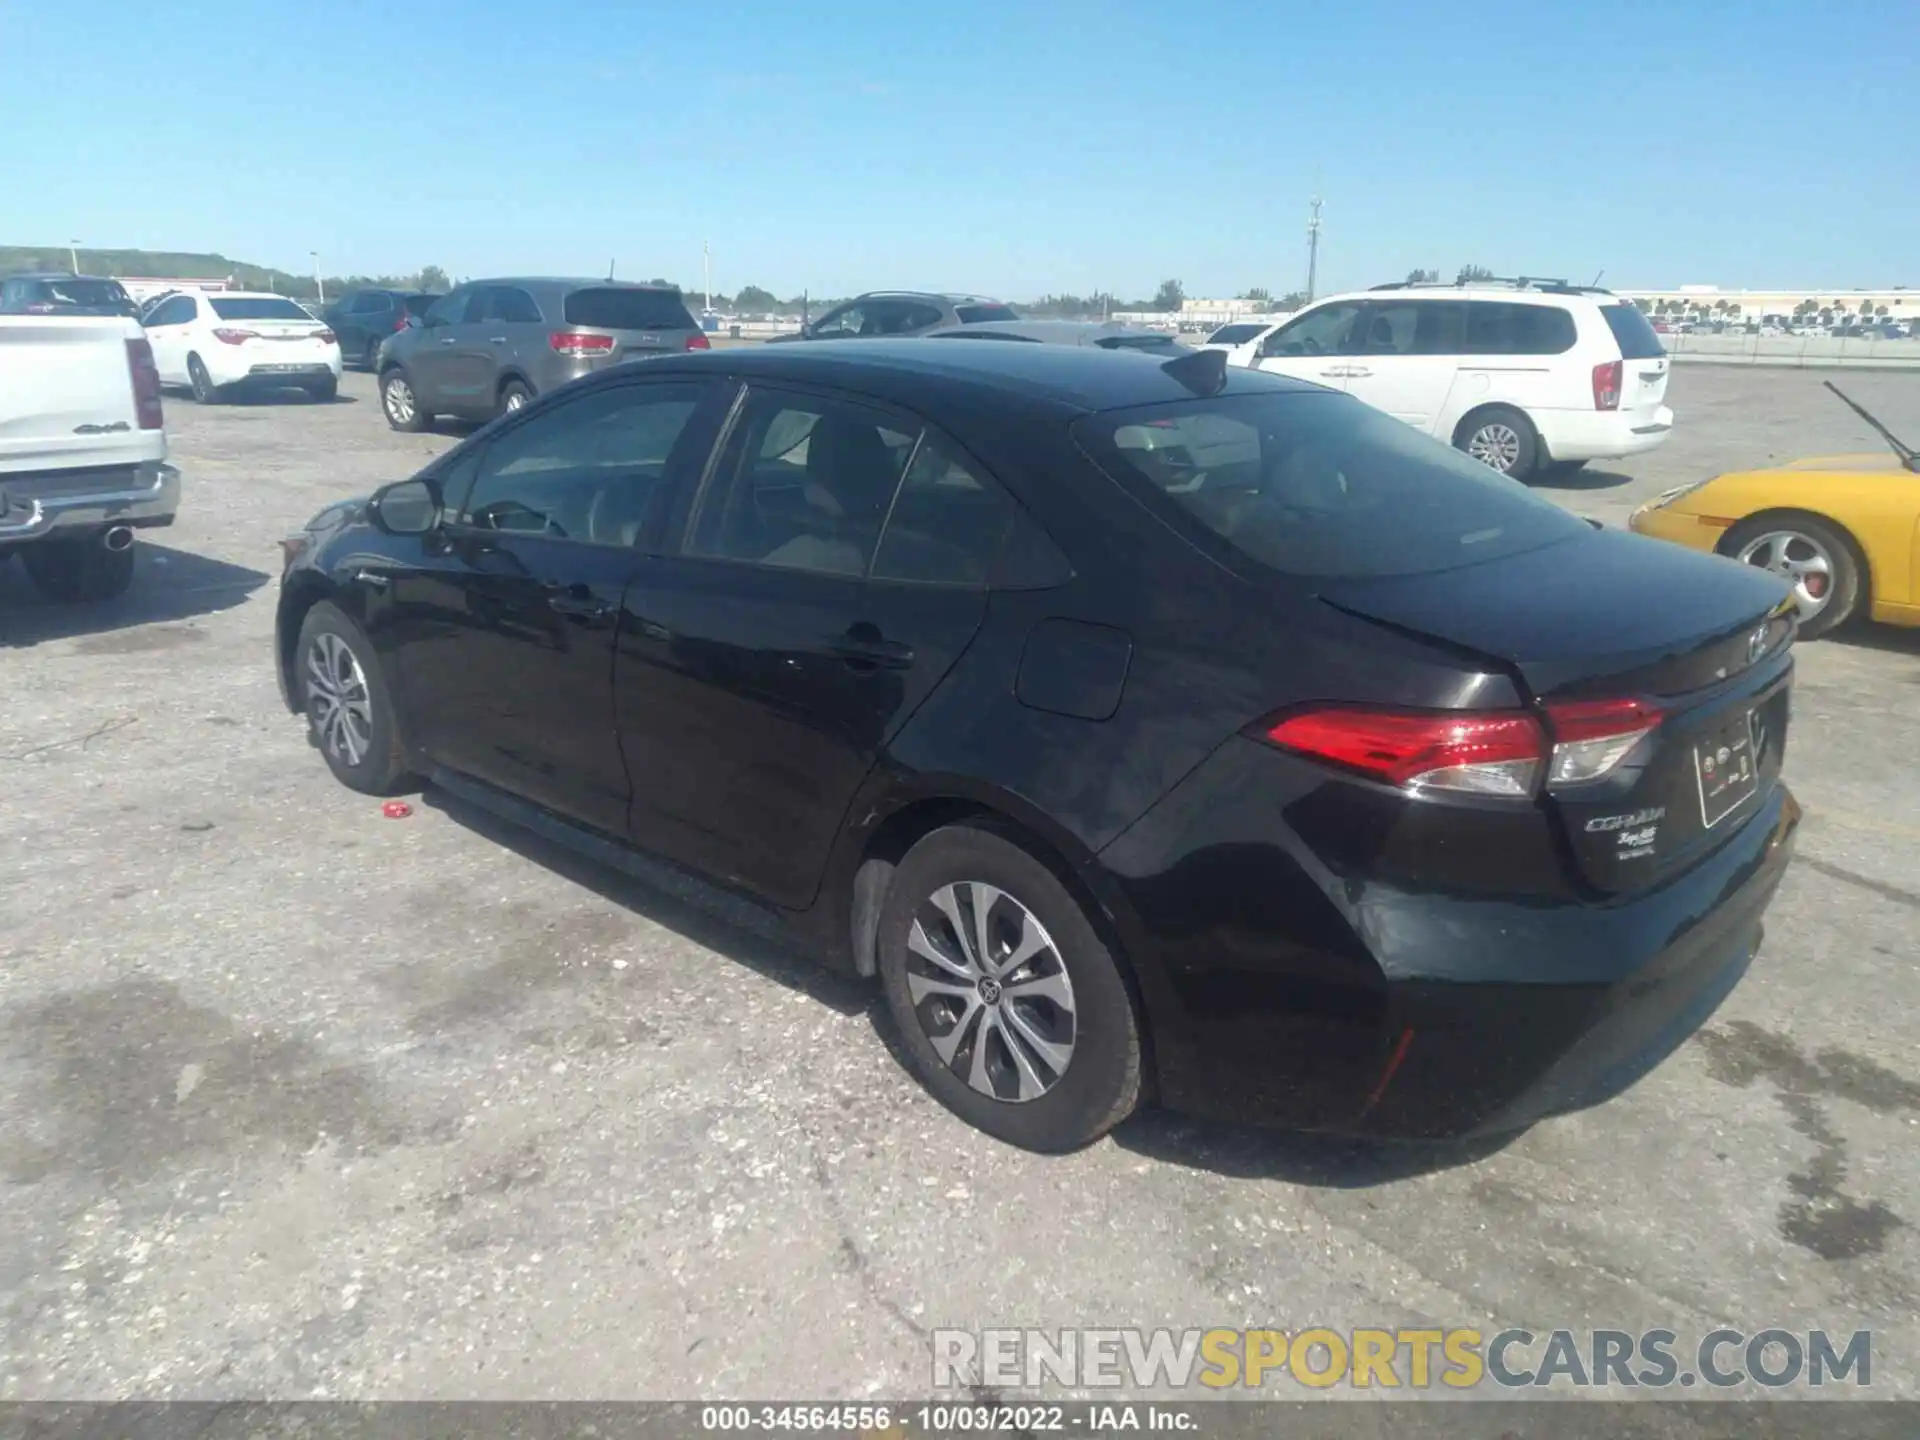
[2,364,1917,1404]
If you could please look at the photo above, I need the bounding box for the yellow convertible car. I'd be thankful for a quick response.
[1629,383,1919,638]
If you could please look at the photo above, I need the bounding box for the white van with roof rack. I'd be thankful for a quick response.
[1245,278,1672,481]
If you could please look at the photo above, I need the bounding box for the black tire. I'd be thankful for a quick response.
[379,368,430,432]
[294,601,413,795]
[496,377,533,418]
[187,354,223,405]
[306,376,339,403]
[876,824,1143,1152]
[1455,405,1540,482]
[21,536,137,602]
[1718,513,1864,640]
[363,337,382,371]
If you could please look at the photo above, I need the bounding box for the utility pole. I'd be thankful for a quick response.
[311,251,324,304]
[703,241,712,313]
[1305,195,1322,304]
[69,239,81,274]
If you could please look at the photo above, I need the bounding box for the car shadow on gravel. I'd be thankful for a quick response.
[422,786,875,1019]
[1828,621,1920,658]
[1110,1110,1520,1186]
[1532,465,1636,493]
[0,542,268,648]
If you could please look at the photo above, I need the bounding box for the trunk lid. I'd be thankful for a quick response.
[1318,529,1796,893]
[0,316,162,475]
[561,286,700,365]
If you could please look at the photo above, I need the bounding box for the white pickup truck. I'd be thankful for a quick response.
[0,314,182,601]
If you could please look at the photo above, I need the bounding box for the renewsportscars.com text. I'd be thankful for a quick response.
[932,1327,1873,1391]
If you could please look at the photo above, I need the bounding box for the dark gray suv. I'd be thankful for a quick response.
[767,291,1017,343]
[376,278,707,431]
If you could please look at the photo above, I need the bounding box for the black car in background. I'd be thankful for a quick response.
[273,341,1798,1153]
[324,288,441,370]
[768,291,1019,342]
[0,273,138,317]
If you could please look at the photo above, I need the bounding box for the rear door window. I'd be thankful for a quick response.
[1208,323,1267,345]
[871,435,1017,587]
[1076,391,1587,579]
[1599,303,1667,360]
[563,287,696,331]
[1462,302,1576,355]
[955,303,1019,324]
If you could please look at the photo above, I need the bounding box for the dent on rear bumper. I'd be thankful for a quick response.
[0,461,180,544]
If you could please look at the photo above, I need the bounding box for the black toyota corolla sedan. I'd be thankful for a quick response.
[274,340,1799,1152]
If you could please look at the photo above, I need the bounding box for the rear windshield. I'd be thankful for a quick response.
[1077,391,1588,579]
[1208,323,1266,344]
[955,304,1019,324]
[27,278,134,312]
[563,287,697,330]
[1599,303,1666,360]
[210,297,314,321]
[400,293,438,313]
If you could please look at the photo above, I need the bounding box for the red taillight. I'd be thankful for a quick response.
[315,328,336,345]
[685,331,711,350]
[212,327,256,345]
[1542,697,1662,784]
[1264,708,1546,797]
[1592,359,1623,411]
[125,338,163,430]
[549,331,616,357]
[1263,697,1662,797]
[393,314,409,331]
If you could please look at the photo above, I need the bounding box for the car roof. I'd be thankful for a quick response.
[1318,285,1618,309]
[204,290,316,302]
[926,319,1176,346]
[856,290,1004,305]
[9,272,127,284]
[592,336,1319,414]
[465,277,684,293]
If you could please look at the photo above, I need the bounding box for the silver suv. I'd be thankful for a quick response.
[376,278,707,431]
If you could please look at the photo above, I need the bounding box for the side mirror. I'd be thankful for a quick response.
[368,478,440,536]
[406,312,426,329]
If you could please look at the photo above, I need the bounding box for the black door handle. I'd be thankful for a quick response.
[547,590,613,624]
[828,629,914,669]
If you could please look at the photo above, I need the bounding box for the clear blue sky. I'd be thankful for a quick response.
[3,0,1914,299]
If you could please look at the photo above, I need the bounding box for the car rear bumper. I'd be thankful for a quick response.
[1097,749,1798,1139]
[206,350,342,386]
[0,460,180,544]
[1538,405,1674,462]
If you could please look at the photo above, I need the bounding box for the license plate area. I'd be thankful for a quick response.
[1695,710,1759,828]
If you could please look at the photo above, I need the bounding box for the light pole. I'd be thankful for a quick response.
[1304,196,1322,304]
[703,241,712,314]
[69,239,81,274]
[311,251,323,304]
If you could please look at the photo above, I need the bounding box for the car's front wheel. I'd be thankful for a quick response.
[379,369,430,433]
[295,601,412,794]
[497,378,533,417]
[876,824,1143,1152]
[1721,513,1863,639]
[1456,406,1540,481]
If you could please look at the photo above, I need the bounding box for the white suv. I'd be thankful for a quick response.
[1244,282,1672,480]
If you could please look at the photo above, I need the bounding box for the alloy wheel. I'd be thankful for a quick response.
[383,375,415,425]
[1735,529,1833,618]
[305,632,373,766]
[1466,422,1522,472]
[503,388,528,412]
[902,881,1077,1103]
